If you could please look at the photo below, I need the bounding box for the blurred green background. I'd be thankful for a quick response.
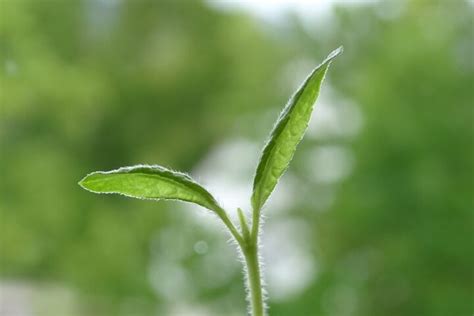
[1,0,473,315]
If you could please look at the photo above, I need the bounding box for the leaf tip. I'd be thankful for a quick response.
[325,46,343,63]
[78,176,87,189]
[334,45,344,56]
[77,172,98,192]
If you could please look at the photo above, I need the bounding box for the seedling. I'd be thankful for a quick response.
[79,47,342,315]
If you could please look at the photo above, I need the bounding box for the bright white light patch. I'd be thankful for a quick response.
[263,219,316,300]
[207,0,379,26]
[306,145,354,184]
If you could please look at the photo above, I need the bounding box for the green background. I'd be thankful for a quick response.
[1,0,473,315]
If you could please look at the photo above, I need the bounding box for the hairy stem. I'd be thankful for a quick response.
[251,206,261,245]
[217,206,265,315]
[215,206,245,246]
[243,243,265,316]
[240,205,265,316]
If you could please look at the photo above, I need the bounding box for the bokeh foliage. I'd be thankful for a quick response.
[1,0,472,315]
[272,1,474,315]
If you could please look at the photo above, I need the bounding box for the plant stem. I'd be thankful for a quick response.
[240,205,264,316]
[218,205,265,315]
[215,206,245,246]
[243,243,265,316]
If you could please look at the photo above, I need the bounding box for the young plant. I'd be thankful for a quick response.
[79,47,342,316]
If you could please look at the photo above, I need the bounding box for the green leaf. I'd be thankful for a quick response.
[79,165,222,212]
[251,47,343,211]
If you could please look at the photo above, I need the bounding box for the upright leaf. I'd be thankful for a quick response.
[79,165,222,212]
[251,47,342,211]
